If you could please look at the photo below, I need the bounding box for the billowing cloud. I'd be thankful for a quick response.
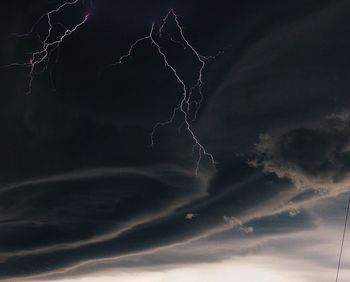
[250,112,350,199]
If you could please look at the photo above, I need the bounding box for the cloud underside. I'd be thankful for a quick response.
[0,149,332,280]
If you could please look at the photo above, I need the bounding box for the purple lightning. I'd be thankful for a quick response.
[4,4,221,174]
[2,0,90,95]
[111,10,222,174]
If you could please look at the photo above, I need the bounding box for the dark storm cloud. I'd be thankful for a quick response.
[198,0,350,157]
[1,0,350,280]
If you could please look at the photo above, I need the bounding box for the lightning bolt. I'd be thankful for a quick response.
[4,3,222,174]
[2,0,90,95]
[111,10,222,174]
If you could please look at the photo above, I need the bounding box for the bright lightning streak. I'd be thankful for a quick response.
[4,4,221,174]
[112,9,222,174]
[2,0,90,95]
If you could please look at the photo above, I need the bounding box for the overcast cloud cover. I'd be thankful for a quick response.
[1,0,350,281]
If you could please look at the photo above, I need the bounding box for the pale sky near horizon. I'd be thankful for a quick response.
[26,194,350,282]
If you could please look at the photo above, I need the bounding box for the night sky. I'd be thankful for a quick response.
[1,0,350,281]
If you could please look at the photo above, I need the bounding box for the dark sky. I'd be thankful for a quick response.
[1,0,350,281]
